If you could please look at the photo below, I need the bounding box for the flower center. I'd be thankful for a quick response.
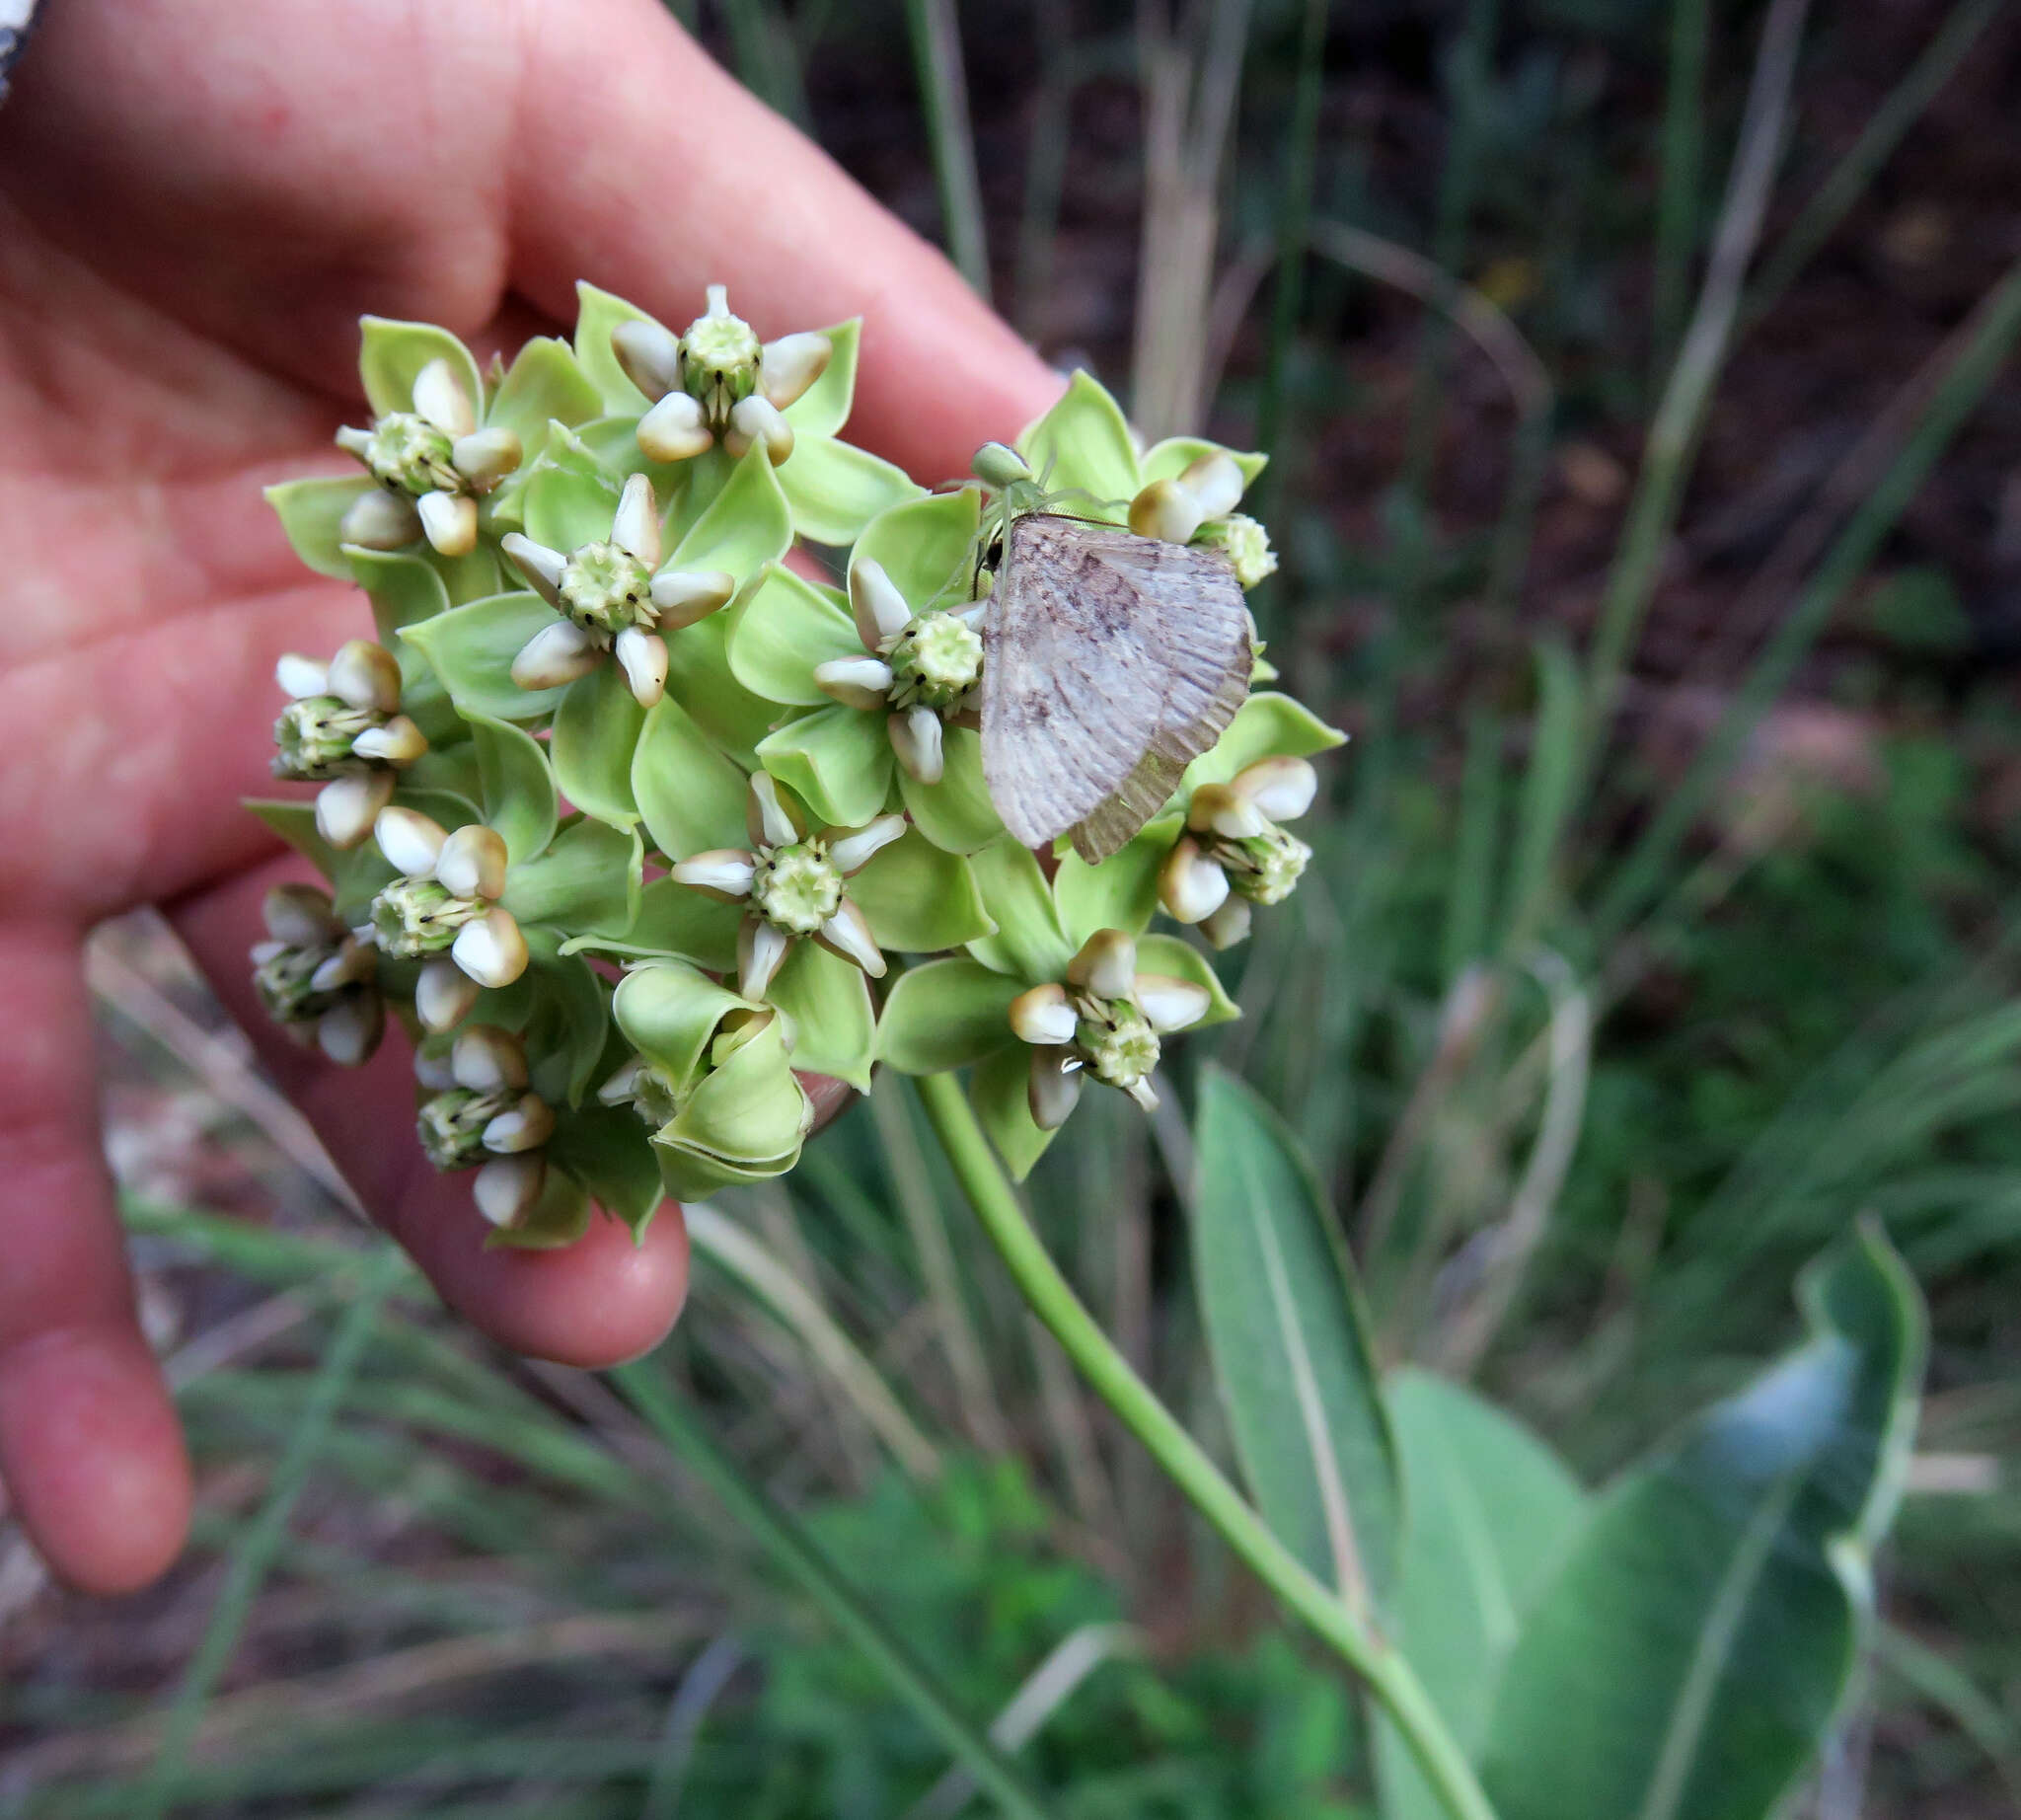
[1217,826,1311,906]
[887,611,984,711]
[253,946,339,1024]
[750,841,843,936]
[1076,1001,1160,1089]
[273,696,380,781]
[681,309,762,423]
[559,541,653,636]
[1204,513,1278,588]
[364,413,459,496]
[416,1086,519,1171]
[629,1065,685,1130]
[369,878,487,958]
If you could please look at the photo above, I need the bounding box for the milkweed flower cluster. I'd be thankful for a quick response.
[252,284,1341,1244]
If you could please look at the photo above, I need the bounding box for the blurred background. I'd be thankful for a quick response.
[7,0,2021,1813]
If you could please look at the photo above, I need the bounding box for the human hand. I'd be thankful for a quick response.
[0,0,1059,1595]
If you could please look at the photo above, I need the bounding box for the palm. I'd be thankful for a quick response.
[0,0,1057,1593]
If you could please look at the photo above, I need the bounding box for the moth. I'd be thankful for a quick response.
[978,508,1252,865]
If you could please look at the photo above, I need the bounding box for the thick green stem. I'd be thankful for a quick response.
[914,1071,1497,1820]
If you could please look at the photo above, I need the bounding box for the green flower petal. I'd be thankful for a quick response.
[1134,933,1239,1028]
[613,959,755,1090]
[343,549,457,742]
[503,820,639,937]
[1139,436,1268,491]
[633,695,751,857]
[358,318,484,423]
[778,435,923,547]
[1053,816,1175,948]
[851,488,982,612]
[972,1043,1057,1181]
[523,455,625,556]
[428,542,504,607]
[546,1106,664,1238]
[520,928,617,1105]
[964,838,1074,982]
[664,444,792,580]
[657,1016,809,1182]
[782,318,861,439]
[849,832,995,952]
[266,476,380,579]
[249,797,353,893]
[483,1170,592,1252]
[768,941,877,1092]
[756,706,893,830]
[399,748,484,812]
[486,338,603,468]
[897,728,1003,855]
[561,878,742,972]
[664,613,782,768]
[551,666,643,828]
[572,281,658,415]
[726,564,860,706]
[470,716,558,866]
[400,592,573,723]
[875,957,1023,1075]
[1183,691,1347,792]
[1018,371,1140,506]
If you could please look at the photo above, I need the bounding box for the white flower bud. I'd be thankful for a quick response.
[597,1057,643,1106]
[436,824,508,902]
[748,772,799,849]
[636,390,713,462]
[1026,1046,1084,1131]
[412,357,478,438]
[375,805,450,879]
[647,568,736,629]
[972,442,1033,489]
[473,1153,546,1228]
[275,653,332,700]
[827,814,907,876]
[614,626,669,708]
[610,471,663,569]
[326,640,403,715]
[1187,782,1269,841]
[887,705,944,785]
[738,917,791,1000]
[450,426,523,493]
[759,331,833,410]
[309,936,376,994]
[671,850,758,899]
[1199,896,1253,949]
[452,907,529,989]
[1009,982,1078,1047]
[1159,836,1231,925]
[1128,478,1205,546]
[511,618,603,690]
[817,900,885,978]
[415,956,483,1032]
[813,656,895,711]
[1067,929,1138,1001]
[351,714,428,766]
[315,994,384,1067]
[1178,451,1245,519]
[262,882,345,948]
[317,770,396,850]
[724,395,793,463]
[1233,755,1318,823]
[611,319,683,398]
[1134,973,1211,1034]
[849,558,914,649]
[451,1024,529,1092]
[417,490,479,557]
[338,488,422,550]
[484,1093,556,1155]
[501,532,567,606]
[413,1044,460,1092]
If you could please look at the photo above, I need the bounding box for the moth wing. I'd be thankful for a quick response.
[979,514,1252,860]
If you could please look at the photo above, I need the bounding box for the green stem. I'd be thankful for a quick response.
[906,0,991,299]
[610,1361,1053,1820]
[913,1072,1498,1820]
[1650,0,1709,385]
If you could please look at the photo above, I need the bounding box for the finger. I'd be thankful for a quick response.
[169,859,691,1369]
[507,0,1062,482]
[0,923,191,1593]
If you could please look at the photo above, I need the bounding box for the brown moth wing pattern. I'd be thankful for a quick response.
[981,514,1252,863]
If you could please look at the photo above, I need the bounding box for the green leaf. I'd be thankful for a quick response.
[484,1170,593,1251]
[1054,818,1175,948]
[899,727,1003,855]
[266,476,379,579]
[547,1106,663,1238]
[875,958,1023,1075]
[469,717,558,866]
[664,612,783,767]
[503,819,639,936]
[1135,935,1238,1028]
[572,281,657,414]
[400,592,572,723]
[551,666,643,828]
[849,832,995,953]
[1501,637,1583,948]
[613,960,756,1090]
[345,547,449,644]
[1375,1373,1590,1820]
[563,877,742,972]
[633,695,751,858]
[244,799,395,919]
[726,563,861,706]
[1191,1067,1401,1612]
[522,447,626,554]
[653,1016,809,1194]
[426,539,503,607]
[357,318,483,423]
[971,1043,1057,1181]
[964,839,1074,982]
[851,488,982,611]
[520,929,615,1106]
[664,443,793,580]
[757,706,893,831]
[779,435,924,547]
[768,942,876,1091]
[1139,436,1268,492]
[486,338,604,465]
[1479,1222,1927,1820]
[781,318,861,440]
[1184,692,1347,792]
[1018,370,1140,505]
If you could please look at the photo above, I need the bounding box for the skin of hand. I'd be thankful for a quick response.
[0,0,1060,1596]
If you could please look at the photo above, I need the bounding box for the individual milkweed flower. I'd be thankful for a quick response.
[670,773,904,1001]
[336,356,523,559]
[365,807,528,1029]
[248,883,384,1066]
[498,471,733,710]
[412,1024,556,1230]
[1006,930,1212,1126]
[270,640,428,849]
[1159,756,1318,949]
